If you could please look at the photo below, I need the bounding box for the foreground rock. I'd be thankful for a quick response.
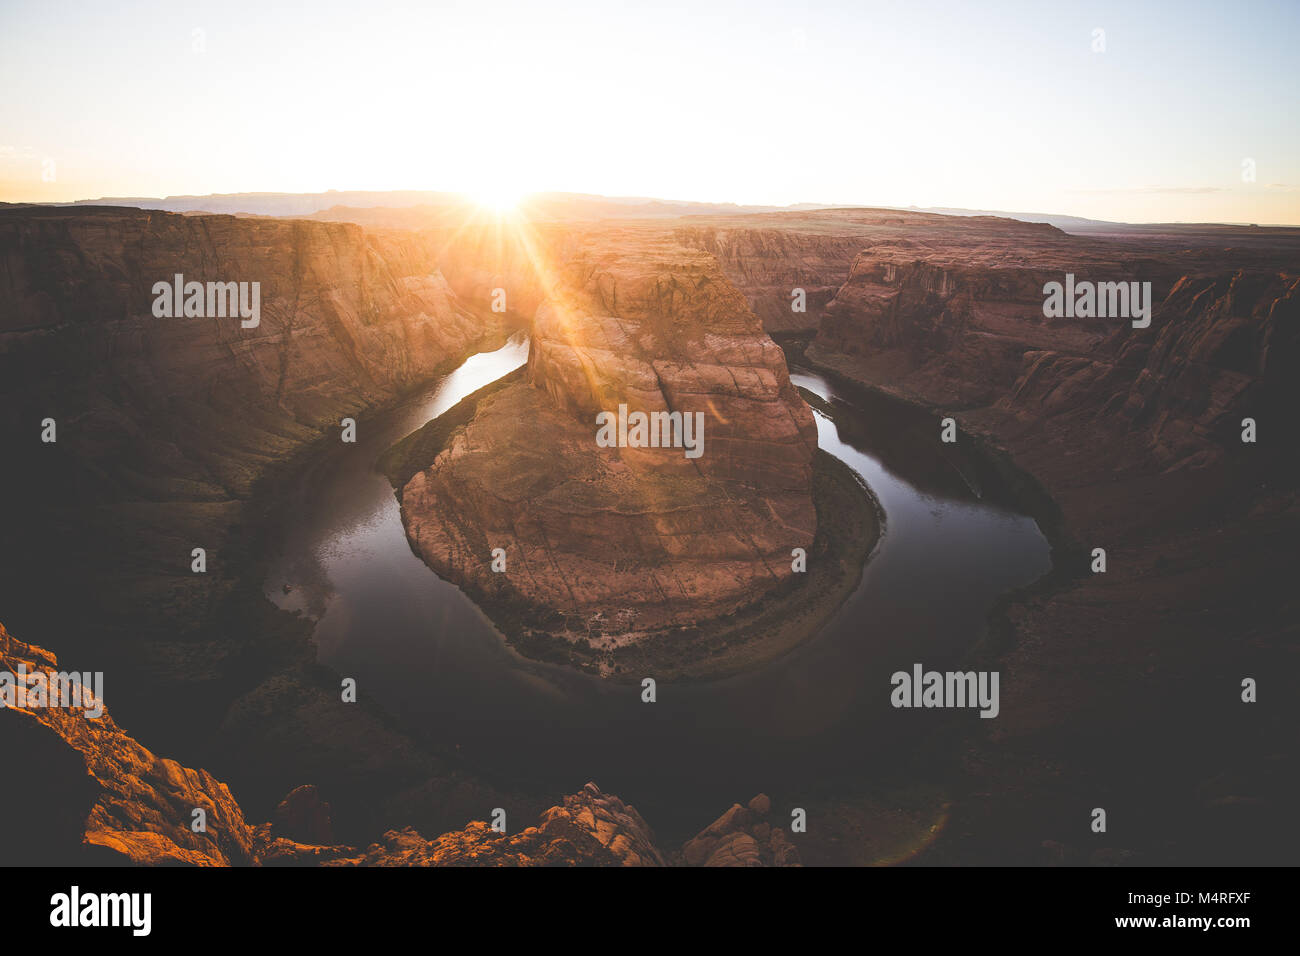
[395,231,818,645]
[679,793,800,866]
[0,622,259,865]
[0,621,797,866]
[311,784,665,867]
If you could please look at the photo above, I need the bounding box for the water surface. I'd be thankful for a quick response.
[264,342,1051,837]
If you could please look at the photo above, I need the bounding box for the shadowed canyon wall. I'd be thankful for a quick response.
[0,207,516,840]
[0,206,505,644]
[794,213,1300,864]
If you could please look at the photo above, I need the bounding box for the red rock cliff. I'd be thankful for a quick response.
[398,230,818,641]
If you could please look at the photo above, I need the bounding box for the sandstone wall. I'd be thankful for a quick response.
[399,233,818,638]
[0,207,503,642]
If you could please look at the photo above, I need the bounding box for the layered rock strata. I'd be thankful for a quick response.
[676,223,871,333]
[0,206,511,835]
[397,233,818,638]
[679,793,800,866]
[0,204,505,715]
[0,207,500,628]
[797,213,1300,864]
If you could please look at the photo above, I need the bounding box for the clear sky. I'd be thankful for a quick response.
[2,0,1297,223]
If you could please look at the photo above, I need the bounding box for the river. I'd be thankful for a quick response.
[263,334,1051,839]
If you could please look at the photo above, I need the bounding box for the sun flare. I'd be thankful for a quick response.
[463,187,524,213]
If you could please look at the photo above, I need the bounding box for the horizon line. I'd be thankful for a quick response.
[6,189,1300,230]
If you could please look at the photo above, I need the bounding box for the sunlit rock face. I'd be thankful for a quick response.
[0,622,260,866]
[675,224,870,333]
[0,207,491,424]
[1,620,796,867]
[528,235,818,489]
[399,233,817,638]
[314,783,667,867]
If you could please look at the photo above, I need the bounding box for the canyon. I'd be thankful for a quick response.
[1,200,1296,865]
[0,205,522,844]
[387,229,825,655]
[787,214,1299,864]
[0,205,506,641]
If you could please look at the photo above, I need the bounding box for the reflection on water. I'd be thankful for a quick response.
[263,346,1051,838]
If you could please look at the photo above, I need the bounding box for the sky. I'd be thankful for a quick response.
[2,0,1297,224]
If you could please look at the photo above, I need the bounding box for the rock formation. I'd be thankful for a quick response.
[0,206,504,639]
[395,231,818,641]
[0,206,518,850]
[5,203,1294,866]
[679,793,800,866]
[0,622,259,865]
[1004,270,1299,471]
[0,620,796,866]
[792,210,1300,865]
[804,210,1298,411]
[675,219,873,333]
[811,234,1181,407]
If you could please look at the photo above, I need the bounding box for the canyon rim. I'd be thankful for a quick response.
[1,5,1297,940]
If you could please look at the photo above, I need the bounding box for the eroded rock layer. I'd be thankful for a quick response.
[399,233,817,637]
[794,210,1300,864]
[0,207,514,832]
[0,205,505,693]
[675,222,872,333]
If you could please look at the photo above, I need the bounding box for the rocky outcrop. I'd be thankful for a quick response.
[0,622,260,865]
[272,784,335,845]
[811,233,1179,408]
[679,793,800,866]
[396,232,818,642]
[676,224,871,333]
[947,269,1299,865]
[318,783,665,867]
[806,211,1298,411]
[0,207,494,422]
[1004,270,1300,471]
[1,620,792,866]
[798,210,1300,864]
